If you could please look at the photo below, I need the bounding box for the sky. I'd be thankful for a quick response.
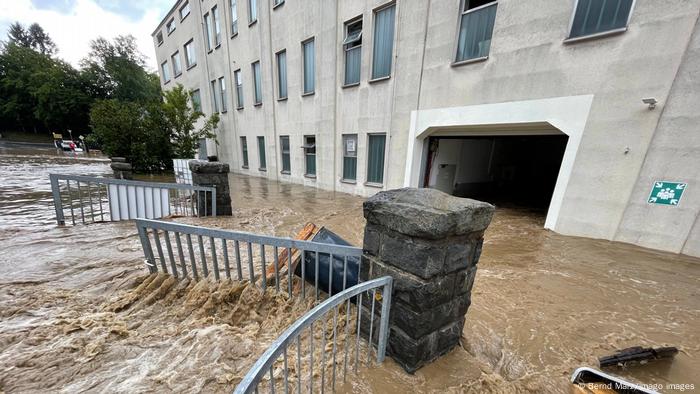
[0,0,173,71]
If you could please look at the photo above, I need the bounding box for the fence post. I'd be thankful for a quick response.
[361,188,495,373]
[189,160,232,216]
[49,174,65,225]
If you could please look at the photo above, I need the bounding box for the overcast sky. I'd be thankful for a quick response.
[0,0,172,71]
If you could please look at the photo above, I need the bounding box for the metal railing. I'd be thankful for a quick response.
[50,174,216,226]
[134,219,363,300]
[234,276,393,394]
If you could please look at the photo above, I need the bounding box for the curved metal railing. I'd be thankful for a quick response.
[234,276,393,394]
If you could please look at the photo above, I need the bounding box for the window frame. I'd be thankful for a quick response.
[275,49,288,100]
[210,79,220,113]
[212,5,222,48]
[171,51,182,78]
[166,18,176,35]
[204,13,213,52]
[366,133,387,186]
[272,0,284,9]
[301,37,315,96]
[156,31,164,46]
[191,89,202,112]
[248,0,258,25]
[564,0,637,43]
[303,135,317,177]
[451,0,498,66]
[230,0,239,37]
[341,134,358,182]
[161,60,170,83]
[241,136,249,168]
[369,2,397,83]
[179,1,191,21]
[219,76,228,112]
[343,16,363,87]
[184,39,196,69]
[257,136,267,171]
[252,61,263,106]
[234,69,244,109]
[280,135,291,174]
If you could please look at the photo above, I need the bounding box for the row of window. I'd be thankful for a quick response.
[161,38,197,83]
[239,134,387,184]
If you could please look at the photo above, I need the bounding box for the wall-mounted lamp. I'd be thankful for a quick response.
[642,98,658,110]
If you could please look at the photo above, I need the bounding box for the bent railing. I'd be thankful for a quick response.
[234,276,393,394]
[134,219,363,300]
[49,174,216,225]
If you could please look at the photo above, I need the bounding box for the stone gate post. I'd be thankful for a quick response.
[189,160,233,216]
[361,188,494,373]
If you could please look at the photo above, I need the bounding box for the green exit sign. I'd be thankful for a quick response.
[648,181,687,206]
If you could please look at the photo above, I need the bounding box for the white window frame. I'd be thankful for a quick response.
[179,1,191,20]
[171,51,182,77]
[452,0,498,66]
[161,61,170,83]
[166,18,176,35]
[230,0,239,36]
[343,16,363,87]
[301,37,315,96]
[368,1,397,82]
[184,39,196,68]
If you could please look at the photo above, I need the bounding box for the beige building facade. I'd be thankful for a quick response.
[153,0,700,257]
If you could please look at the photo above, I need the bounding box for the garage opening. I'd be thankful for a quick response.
[424,135,568,210]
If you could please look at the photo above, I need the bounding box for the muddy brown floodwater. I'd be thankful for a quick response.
[0,149,699,393]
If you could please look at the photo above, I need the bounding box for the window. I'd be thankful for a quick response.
[171,51,182,77]
[210,79,219,112]
[568,0,634,39]
[303,136,316,176]
[231,0,239,35]
[342,134,358,181]
[276,50,287,99]
[234,69,244,108]
[343,19,362,86]
[156,31,163,46]
[273,0,284,8]
[302,39,315,95]
[184,39,196,68]
[191,89,202,112]
[161,61,170,83]
[280,136,290,173]
[257,136,267,170]
[212,6,221,47]
[371,4,395,80]
[219,77,227,112]
[241,137,249,168]
[180,1,191,20]
[455,0,497,63]
[166,18,176,35]
[367,134,386,184]
[204,13,213,50]
[252,61,262,105]
[248,0,257,24]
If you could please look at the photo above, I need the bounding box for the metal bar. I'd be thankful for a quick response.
[198,235,209,277]
[260,244,266,291]
[48,173,217,191]
[309,323,314,394]
[222,239,231,279]
[98,183,104,222]
[287,247,292,297]
[235,240,243,281]
[210,236,220,281]
[273,246,280,291]
[377,280,392,363]
[331,305,338,392]
[164,230,178,278]
[66,180,75,225]
[87,182,95,222]
[269,368,275,394]
[152,229,167,272]
[343,297,350,382]
[328,253,334,296]
[342,256,348,291]
[175,232,187,277]
[368,289,376,365]
[247,242,255,284]
[187,234,198,281]
[320,317,327,394]
[211,188,217,217]
[301,249,306,298]
[137,223,157,273]
[76,181,85,224]
[355,292,362,373]
[315,251,319,301]
[125,185,132,220]
[282,348,289,394]
[49,174,65,225]
[296,336,301,394]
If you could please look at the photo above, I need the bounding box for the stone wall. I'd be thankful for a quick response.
[361,188,494,373]
[189,160,232,216]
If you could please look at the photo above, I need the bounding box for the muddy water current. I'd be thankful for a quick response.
[0,150,698,393]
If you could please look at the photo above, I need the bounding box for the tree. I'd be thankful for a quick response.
[81,35,160,103]
[6,22,57,55]
[162,84,219,158]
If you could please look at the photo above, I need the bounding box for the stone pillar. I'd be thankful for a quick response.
[110,157,133,180]
[188,160,232,216]
[361,188,494,373]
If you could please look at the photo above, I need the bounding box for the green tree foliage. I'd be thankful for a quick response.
[7,22,57,55]
[89,100,172,171]
[81,35,160,103]
[162,85,219,158]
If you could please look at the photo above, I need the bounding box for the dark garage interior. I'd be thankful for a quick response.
[425,135,569,210]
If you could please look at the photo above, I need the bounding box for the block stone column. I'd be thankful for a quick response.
[188,160,232,216]
[361,188,494,373]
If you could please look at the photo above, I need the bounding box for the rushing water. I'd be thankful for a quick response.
[0,149,698,393]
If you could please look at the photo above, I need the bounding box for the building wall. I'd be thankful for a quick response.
[152,0,700,256]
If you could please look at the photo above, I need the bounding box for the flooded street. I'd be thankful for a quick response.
[1,150,699,393]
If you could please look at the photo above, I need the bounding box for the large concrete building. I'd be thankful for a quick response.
[152,0,700,257]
